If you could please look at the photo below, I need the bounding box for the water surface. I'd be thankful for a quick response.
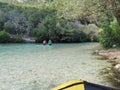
[0,43,113,90]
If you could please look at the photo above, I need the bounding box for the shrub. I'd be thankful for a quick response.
[90,35,98,42]
[4,21,15,34]
[10,35,24,43]
[100,18,120,48]
[32,28,48,43]
[0,31,10,43]
[60,29,88,43]
[79,32,88,42]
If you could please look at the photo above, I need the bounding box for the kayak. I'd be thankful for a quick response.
[51,80,118,90]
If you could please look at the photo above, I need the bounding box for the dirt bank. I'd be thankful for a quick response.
[95,49,120,88]
[97,49,120,63]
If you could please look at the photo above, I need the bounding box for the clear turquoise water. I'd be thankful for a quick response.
[0,43,113,90]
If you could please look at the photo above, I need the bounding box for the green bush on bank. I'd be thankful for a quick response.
[32,28,48,43]
[4,22,15,34]
[10,35,24,43]
[0,30,10,43]
[0,30,24,43]
[34,29,89,43]
[100,18,120,48]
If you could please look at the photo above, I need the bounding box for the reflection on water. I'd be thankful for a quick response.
[0,43,113,90]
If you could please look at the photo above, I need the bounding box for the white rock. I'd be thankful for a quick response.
[17,0,24,3]
[115,64,120,72]
[115,64,120,69]
[112,44,116,48]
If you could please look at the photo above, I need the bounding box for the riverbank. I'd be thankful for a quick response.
[96,49,120,63]
[95,49,120,88]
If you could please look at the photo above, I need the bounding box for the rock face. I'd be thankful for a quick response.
[23,38,35,43]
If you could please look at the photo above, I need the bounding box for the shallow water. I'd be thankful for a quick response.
[0,43,114,90]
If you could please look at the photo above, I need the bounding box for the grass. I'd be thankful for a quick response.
[99,66,120,89]
[92,45,120,89]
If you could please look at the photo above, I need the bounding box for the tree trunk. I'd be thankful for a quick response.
[111,0,120,25]
[115,13,120,25]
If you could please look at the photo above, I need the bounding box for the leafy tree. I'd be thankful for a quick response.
[100,18,120,48]
[32,28,48,42]
[4,21,15,34]
[0,10,6,30]
[7,10,27,35]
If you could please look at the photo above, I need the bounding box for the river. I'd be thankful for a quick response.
[0,43,114,90]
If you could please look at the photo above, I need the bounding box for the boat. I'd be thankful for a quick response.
[51,80,118,90]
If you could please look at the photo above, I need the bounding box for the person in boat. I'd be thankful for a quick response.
[43,40,47,45]
[48,39,52,45]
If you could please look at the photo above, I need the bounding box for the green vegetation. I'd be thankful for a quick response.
[0,0,119,45]
[0,0,100,43]
[0,31,10,43]
[100,18,120,48]
[0,30,24,43]
[100,66,120,89]
[108,67,120,88]
[10,35,24,43]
